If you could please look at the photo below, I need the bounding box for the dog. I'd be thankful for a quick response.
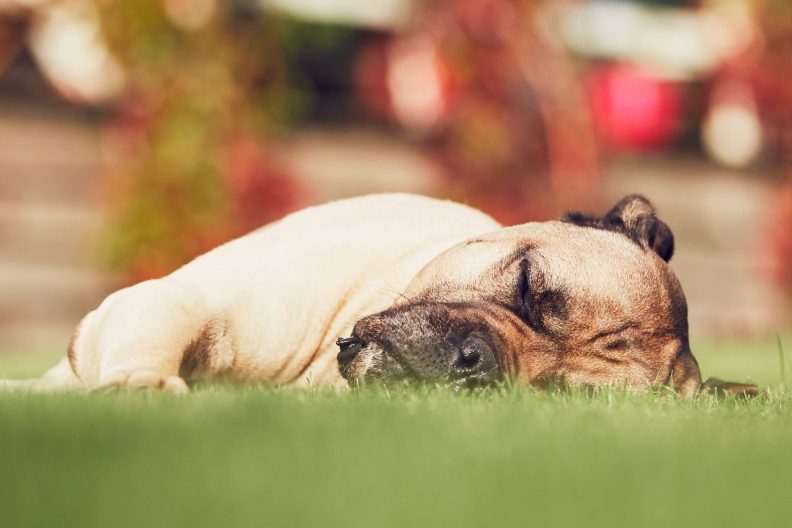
[3,193,758,396]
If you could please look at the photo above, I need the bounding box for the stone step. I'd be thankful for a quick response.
[0,260,113,323]
[0,100,109,348]
[0,163,102,207]
[671,249,788,336]
[0,320,76,350]
[0,201,105,266]
[0,102,102,170]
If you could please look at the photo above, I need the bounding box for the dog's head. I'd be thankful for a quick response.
[338,195,758,397]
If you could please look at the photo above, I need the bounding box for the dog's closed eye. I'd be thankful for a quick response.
[603,339,629,351]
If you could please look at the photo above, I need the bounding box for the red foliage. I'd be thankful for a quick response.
[586,65,682,152]
[222,138,306,232]
[356,0,600,223]
[766,183,792,291]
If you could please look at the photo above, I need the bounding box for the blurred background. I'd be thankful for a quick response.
[0,0,789,360]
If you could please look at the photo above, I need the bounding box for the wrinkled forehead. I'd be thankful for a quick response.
[406,221,667,300]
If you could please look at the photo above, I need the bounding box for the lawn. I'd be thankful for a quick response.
[1,334,791,528]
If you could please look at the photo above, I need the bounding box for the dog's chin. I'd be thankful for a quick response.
[339,343,386,386]
[339,344,415,388]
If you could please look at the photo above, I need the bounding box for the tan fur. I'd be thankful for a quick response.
[3,193,739,396]
[7,194,500,392]
[345,220,703,395]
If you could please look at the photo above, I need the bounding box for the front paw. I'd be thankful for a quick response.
[96,370,189,394]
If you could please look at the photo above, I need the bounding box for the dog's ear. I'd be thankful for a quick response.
[670,351,702,397]
[562,194,675,262]
[604,194,675,262]
[700,377,762,398]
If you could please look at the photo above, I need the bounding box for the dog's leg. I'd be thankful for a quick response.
[1,357,83,392]
[84,279,210,393]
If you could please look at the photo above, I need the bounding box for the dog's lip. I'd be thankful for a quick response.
[346,336,423,382]
[336,336,363,367]
[366,338,421,380]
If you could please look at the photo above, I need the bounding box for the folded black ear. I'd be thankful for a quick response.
[605,195,674,262]
[700,377,762,398]
[562,194,675,262]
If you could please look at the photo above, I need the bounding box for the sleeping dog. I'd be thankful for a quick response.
[4,193,757,396]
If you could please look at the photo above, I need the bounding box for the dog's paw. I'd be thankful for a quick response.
[96,370,189,394]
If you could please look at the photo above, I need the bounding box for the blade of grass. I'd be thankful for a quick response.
[778,334,786,387]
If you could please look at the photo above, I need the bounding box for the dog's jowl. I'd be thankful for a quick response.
[4,194,757,396]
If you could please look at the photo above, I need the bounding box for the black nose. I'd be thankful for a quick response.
[336,336,362,365]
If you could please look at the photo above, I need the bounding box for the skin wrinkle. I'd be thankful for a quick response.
[587,351,626,366]
[495,242,536,275]
[66,327,80,378]
[349,302,519,386]
[341,197,706,394]
[463,303,521,380]
[14,194,755,397]
[289,293,351,383]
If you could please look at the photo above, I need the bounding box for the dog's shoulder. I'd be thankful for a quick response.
[280,193,500,231]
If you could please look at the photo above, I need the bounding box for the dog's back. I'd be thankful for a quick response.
[7,194,500,391]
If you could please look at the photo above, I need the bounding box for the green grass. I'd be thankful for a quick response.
[1,334,791,528]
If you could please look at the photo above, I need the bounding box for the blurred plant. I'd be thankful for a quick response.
[753,0,792,295]
[96,0,309,280]
[767,187,792,292]
[693,0,792,294]
[356,0,599,224]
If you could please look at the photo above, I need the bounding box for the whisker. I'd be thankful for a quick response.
[377,276,414,303]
